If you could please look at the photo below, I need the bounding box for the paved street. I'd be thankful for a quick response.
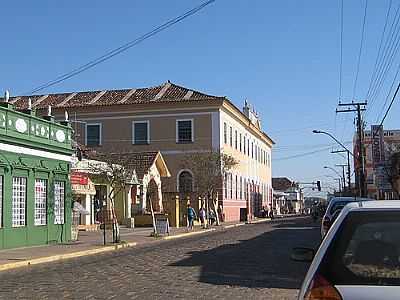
[0,217,320,300]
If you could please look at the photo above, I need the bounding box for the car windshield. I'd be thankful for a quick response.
[318,210,400,286]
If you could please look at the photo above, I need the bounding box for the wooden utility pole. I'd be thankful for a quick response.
[336,101,367,197]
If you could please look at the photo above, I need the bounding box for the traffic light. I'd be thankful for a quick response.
[316,180,321,191]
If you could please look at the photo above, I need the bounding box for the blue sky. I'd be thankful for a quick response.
[1,0,399,194]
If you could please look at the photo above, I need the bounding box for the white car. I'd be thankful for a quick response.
[294,200,400,300]
[320,196,373,237]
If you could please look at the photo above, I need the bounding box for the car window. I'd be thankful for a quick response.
[318,211,400,286]
[329,201,351,215]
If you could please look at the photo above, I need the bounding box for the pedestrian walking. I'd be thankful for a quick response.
[199,207,206,228]
[208,209,216,226]
[187,203,197,231]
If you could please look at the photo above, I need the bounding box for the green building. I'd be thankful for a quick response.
[0,99,73,249]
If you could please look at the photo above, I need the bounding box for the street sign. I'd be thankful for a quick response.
[155,216,170,235]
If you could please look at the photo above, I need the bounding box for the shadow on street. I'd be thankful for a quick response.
[170,218,320,290]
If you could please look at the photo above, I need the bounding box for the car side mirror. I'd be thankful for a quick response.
[291,247,315,262]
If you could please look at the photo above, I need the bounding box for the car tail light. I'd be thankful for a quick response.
[322,217,331,233]
[304,274,342,300]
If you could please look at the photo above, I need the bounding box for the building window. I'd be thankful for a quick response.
[86,123,101,147]
[224,122,227,144]
[243,135,245,153]
[12,177,26,227]
[235,175,238,199]
[54,181,65,225]
[0,176,2,228]
[251,142,254,159]
[35,179,47,225]
[178,170,193,193]
[176,119,193,143]
[239,133,242,152]
[229,126,233,147]
[240,176,242,199]
[230,173,233,199]
[247,140,250,156]
[224,173,228,198]
[235,130,238,150]
[132,121,149,145]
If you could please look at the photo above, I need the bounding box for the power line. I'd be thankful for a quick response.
[27,0,216,95]
[374,81,400,138]
[339,0,344,101]
[366,1,400,111]
[352,0,369,100]
[274,143,351,161]
[365,0,393,100]
[376,60,400,122]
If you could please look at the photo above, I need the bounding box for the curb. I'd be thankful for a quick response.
[223,222,246,229]
[163,228,216,240]
[0,242,137,272]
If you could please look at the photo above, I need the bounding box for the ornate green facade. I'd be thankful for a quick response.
[0,102,73,249]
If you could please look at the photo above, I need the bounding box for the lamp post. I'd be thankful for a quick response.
[325,175,342,194]
[313,130,354,196]
[324,166,344,191]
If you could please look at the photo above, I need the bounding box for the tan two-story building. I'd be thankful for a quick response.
[10,81,274,222]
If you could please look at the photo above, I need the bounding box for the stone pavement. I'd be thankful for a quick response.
[0,215,302,272]
[0,216,320,300]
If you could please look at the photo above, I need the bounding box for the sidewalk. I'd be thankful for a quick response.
[0,214,302,272]
[0,225,214,272]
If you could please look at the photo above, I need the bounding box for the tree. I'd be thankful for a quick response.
[182,149,238,226]
[86,151,138,243]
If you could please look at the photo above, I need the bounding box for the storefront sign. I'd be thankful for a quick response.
[71,172,89,185]
[155,216,170,235]
[371,125,385,166]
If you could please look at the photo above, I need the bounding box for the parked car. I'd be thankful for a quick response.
[293,200,400,300]
[321,196,373,237]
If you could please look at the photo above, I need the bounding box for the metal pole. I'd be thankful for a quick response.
[347,150,351,194]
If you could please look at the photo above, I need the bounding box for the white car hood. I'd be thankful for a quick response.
[336,285,400,300]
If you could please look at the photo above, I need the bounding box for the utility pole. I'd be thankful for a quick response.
[335,164,347,192]
[336,101,367,197]
[331,149,351,194]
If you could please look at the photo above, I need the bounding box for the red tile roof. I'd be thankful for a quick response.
[6,81,225,110]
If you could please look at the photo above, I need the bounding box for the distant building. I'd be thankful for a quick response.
[0,99,73,249]
[356,125,400,199]
[272,177,304,214]
[9,82,274,222]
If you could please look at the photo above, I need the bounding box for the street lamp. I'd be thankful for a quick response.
[313,129,353,195]
[324,166,344,191]
[324,175,342,193]
[312,130,354,156]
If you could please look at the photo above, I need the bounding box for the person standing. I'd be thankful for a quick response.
[199,207,206,228]
[187,203,197,231]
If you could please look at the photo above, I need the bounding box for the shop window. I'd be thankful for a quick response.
[12,177,26,227]
[35,179,47,225]
[54,181,65,225]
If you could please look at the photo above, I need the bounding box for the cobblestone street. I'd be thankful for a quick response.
[0,217,320,300]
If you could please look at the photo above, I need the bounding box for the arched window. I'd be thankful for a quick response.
[178,171,193,193]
